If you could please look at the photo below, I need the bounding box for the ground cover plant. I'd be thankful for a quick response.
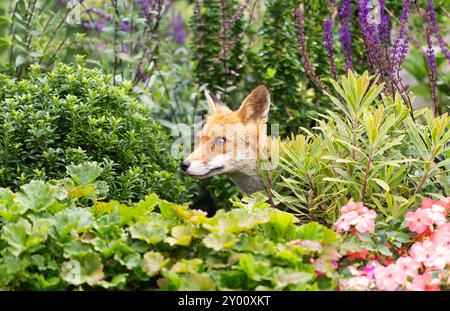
[0,162,344,290]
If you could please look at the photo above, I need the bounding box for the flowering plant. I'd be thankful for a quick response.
[338,197,450,291]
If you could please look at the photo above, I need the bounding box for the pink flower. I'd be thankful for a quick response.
[396,256,420,277]
[362,264,377,280]
[431,224,450,249]
[334,211,359,232]
[405,209,434,234]
[407,272,441,291]
[429,204,447,226]
[410,240,434,264]
[341,201,365,214]
[374,264,404,291]
[343,276,370,290]
[422,197,438,209]
[354,210,377,233]
[334,201,377,233]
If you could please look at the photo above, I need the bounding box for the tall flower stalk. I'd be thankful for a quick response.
[294,7,329,95]
[390,0,411,77]
[323,17,338,81]
[425,0,450,65]
[339,0,353,72]
[425,25,439,116]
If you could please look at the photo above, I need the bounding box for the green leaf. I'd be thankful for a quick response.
[97,274,128,289]
[54,208,94,238]
[60,252,104,286]
[129,221,168,244]
[273,268,313,288]
[165,225,193,246]
[297,222,340,244]
[142,251,166,277]
[203,232,237,251]
[66,162,103,186]
[1,220,30,256]
[16,181,56,213]
[135,193,158,212]
[371,178,390,191]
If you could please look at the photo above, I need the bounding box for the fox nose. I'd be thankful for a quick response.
[180,160,190,171]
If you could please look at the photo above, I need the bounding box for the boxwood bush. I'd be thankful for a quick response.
[0,162,343,290]
[0,59,193,203]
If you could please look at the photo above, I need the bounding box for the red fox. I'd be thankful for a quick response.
[181,85,271,194]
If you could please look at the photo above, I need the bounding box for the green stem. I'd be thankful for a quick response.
[361,146,374,203]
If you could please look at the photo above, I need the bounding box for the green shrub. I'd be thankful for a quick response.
[256,0,332,135]
[0,162,343,290]
[0,59,193,203]
[190,0,250,103]
[261,71,450,224]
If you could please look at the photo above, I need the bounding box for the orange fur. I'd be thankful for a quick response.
[182,85,271,194]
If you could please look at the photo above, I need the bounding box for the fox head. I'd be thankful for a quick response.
[181,85,271,181]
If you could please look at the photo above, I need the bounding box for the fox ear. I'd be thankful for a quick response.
[237,85,271,122]
[205,89,230,113]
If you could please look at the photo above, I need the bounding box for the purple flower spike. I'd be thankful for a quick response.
[426,0,450,65]
[136,66,148,82]
[358,0,383,72]
[377,0,390,44]
[172,14,187,45]
[85,7,113,22]
[120,44,132,53]
[339,0,353,72]
[425,25,439,116]
[95,20,106,32]
[323,17,338,80]
[390,0,411,76]
[83,21,95,30]
[120,21,132,32]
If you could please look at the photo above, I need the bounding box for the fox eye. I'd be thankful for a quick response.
[214,136,226,145]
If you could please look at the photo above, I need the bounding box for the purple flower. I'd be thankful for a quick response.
[426,0,450,65]
[171,14,186,45]
[83,21,95,29]
[96,43,107,50]
[137,0,154,24]
[95,20,106,32]
[425,25,439,115]
[390,0,411,75]
[322,17,337,80]
[120,44,132,53]
[136,66,148,82]
[120,21,133,32]
[83,19,106,32]
[339,0,353,72]
[85,7,112,22]
[377,0,390,44]
[358,0,383,71]
[425,25,439,116]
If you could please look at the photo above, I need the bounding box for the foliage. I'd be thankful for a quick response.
[261,71,450,224]
[190,0,253,104]
[256,0,332,135]
[0,0,172,86]
[0,60,193,203]
[0,162,344,290]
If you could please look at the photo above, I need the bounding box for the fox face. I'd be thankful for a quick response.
[181,85,271,183]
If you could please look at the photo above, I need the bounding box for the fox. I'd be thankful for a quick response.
[181,85,271,194]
